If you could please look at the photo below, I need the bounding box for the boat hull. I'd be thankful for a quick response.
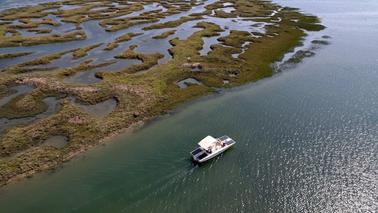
[196,142,235,163]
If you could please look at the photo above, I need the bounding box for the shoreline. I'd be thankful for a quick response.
[0,0,326,186]
[3,118,147,186]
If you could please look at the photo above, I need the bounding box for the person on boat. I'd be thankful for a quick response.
[207,147,212,153]
[216,139,225,147]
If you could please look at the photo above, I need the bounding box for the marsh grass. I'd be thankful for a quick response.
[0,0,325,185]
[152,30,176,39]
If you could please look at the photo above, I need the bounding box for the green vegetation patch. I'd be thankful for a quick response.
[0,52,32,59]
[214,9,237,18]
[28,28,53,34]
[152,30,176,39]
[73,43,103,59]
[3,50,72,74]
[104,32,142,51]
[59,60,115,78]
[217,30,254,48]
[0,90,47,119]
[0,30,86,48]
[114,46,164,74]
[143,16,202,30]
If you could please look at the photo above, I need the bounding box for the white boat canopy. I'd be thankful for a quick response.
[198,135,217,149]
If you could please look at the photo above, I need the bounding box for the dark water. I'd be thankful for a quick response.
[0,0,377,212]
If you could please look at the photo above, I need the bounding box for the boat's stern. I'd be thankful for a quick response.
[190,147,208,162]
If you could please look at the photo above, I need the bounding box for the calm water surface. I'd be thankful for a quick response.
[0,0,58,11]
[0,0,377,212]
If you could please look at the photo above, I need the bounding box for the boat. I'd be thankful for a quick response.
[190,135,236,163]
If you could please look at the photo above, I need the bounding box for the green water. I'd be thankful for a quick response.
[1,0,377,212]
